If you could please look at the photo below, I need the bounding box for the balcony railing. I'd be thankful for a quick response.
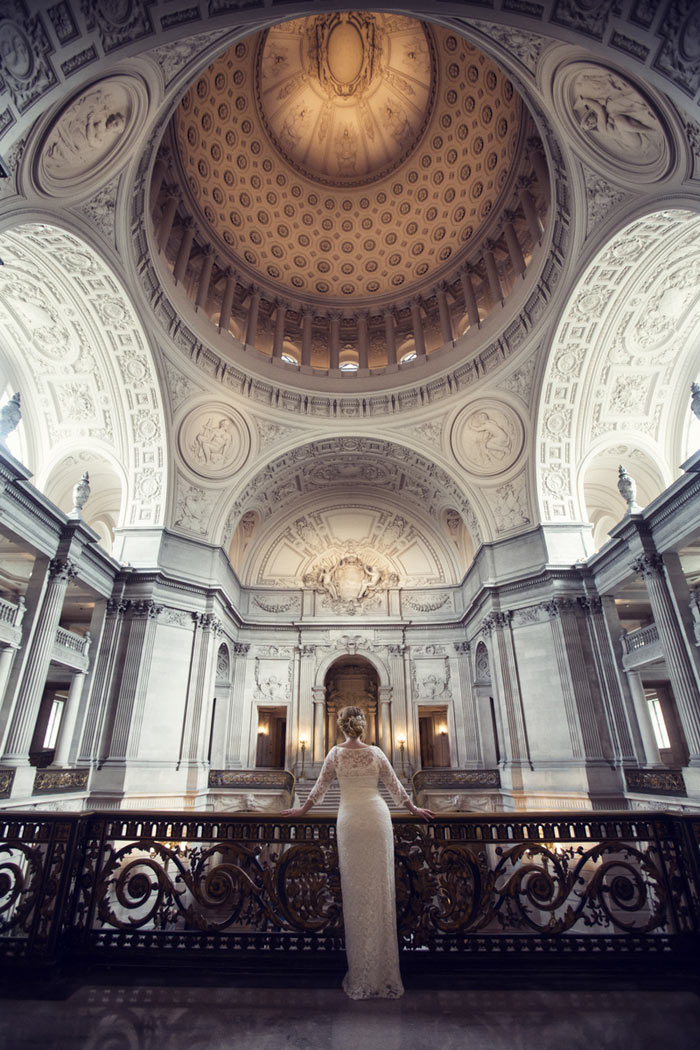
[0,595,24,646]
[52,627,91,670]
[1,810,699,972]
[622,623,659,653]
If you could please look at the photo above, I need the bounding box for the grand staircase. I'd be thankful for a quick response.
[293,781,408,811]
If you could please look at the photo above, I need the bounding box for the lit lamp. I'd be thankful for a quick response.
[397,735,406,779]
[299,736,308,779]
[438,724,448,736]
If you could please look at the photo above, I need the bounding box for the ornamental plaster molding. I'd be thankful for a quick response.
[0,224,167,527]
[537,209,700,523]
[177,402,250,480]
[146,29,232,88]
[465,20,552,78]
[450,399,525,477]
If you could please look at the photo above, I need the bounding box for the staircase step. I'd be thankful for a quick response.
[294,782,407,811]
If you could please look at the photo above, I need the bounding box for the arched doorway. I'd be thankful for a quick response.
[324,657,379,748]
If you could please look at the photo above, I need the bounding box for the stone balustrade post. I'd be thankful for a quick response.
[625,669,663,768]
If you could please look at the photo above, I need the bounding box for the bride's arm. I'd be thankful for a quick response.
[376,749,434,821]
[281,747,337,817]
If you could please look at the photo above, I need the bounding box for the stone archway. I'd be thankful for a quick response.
[324,656,380,749]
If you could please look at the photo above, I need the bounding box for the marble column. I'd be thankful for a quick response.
[301,309,313,366]
[483,241,503,305]
[0,646,17,710]
[626,670,663,767]
[195,245,215,309]
[503,211,526,276]
[436,282,453,343]
[180,614,220,773]
[581,595,636,765]
[150,156,169,213]
[484,613,531,778]
[218,269,237,334]
[273,299,286,358]
[157,189,180,254]
[2,558,77,763]
[634,553,700,764]
[245,287,261,346]
[409,299,426,358]
[378,685,393,756]
[357,311,369,369]
[296,645,317,770]
[107,600,162,762]
[518,176,543,242]
[82,598,130,765]
[454,642,482,766]
[225,642,250,768]
[173,218,196,283]
[312,682,326,765]
[459,267,480,328]
[329,312,340,370]
[52,670,86,768]
[527,136,549,189]
[383,309,397,365]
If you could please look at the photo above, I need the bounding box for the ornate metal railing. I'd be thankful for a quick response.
[1,811,699,969]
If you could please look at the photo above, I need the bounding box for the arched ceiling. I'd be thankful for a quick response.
[172,11,523,307]
[537,209,700,525]
[0,224,167,529]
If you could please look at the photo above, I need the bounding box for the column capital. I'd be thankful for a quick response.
[577,595,602,615]
[454,640,470,654]
[106,598,130,617]
[633,552,664,580]
[516,174,534,190]
[483,239,497,253]
[298,644,317,657]
[200,243,215,258]
[435,280,448,294]
[131,599,163,619]
[181,216,195,230]
[232,641,250,656]
[503,209,517,223]
[48,558,78,582]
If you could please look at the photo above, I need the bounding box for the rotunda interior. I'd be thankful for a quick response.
[0,1,699,818]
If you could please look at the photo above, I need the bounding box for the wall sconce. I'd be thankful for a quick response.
[438,724,448,736]
[299,736,308,779]
[257,723,268,736]
[397,735,406,779]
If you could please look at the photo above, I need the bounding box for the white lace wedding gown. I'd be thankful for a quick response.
[306,744,411,999]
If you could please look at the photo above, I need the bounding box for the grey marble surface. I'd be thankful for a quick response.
[1,984,700,1050]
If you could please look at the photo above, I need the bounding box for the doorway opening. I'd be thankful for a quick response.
[418,705,450,767]
[324,656,379,748]
[255,706,287,767]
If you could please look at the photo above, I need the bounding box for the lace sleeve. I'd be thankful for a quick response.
[305,747,337,807]
[375,748,411,808]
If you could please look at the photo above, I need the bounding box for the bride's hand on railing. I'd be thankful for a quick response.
[281,807,306,818]
[410,805,435,822]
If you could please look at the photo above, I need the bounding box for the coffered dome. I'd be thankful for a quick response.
[171,13,522,307]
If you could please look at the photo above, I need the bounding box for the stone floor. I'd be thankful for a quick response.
[1,979,700,1050]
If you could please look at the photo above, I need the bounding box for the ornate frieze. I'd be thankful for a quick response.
[252,595,300,615]
[305,554,397,615]
[624,768,687,797]
[402,592,451,613]
[413,769,501,791]
[33,768,89,794]
[208,769,294,791]
[0,768,15,799]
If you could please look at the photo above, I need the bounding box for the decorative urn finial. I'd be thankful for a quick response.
[70,471,91,518]
[691,382,700,422]
[0,392,21,445]
[617,464,641,514]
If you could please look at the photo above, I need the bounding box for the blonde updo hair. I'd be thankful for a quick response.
[337,706,367,739]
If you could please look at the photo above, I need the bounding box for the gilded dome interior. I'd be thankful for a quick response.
[172,13,522,307]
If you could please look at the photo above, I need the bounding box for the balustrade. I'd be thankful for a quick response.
[622,623,660,654]
[2,809,699,970]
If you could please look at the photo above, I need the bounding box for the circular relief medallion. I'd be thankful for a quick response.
[178,404,250,480]
[35,74,148,196]
[555,62,671,182]
[450,400,524,477]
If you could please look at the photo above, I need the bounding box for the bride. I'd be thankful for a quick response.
[282,706,433,999]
